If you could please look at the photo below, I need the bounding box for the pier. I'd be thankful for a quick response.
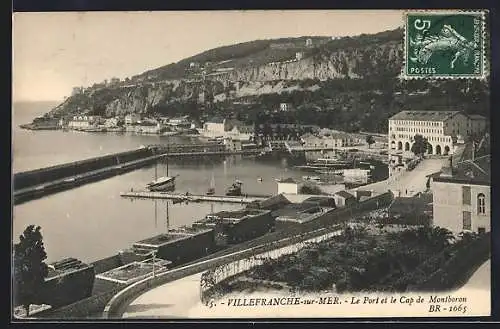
[13,142,360,205]
[120,191,271,204]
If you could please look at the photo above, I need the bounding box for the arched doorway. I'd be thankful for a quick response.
[427,143,433,154]
[404,142,410,151]
[391,141,396,150]
[397,141,403,150]
[436,145,442,155]
[444,145,450,155]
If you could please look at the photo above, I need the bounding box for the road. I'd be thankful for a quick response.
[121,231,341,319]
[458,258,490,291]
[359,158,447,196]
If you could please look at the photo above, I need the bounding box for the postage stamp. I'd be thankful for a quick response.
[402,10,487,79]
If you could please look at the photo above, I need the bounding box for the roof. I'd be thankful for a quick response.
[334,190,355,199]
[468,114,487,120]
[272,203,319,218]
[388,196,432,214]
[207,117,225,124]
[47,258,90,279]
[389,111,462,122]
[434,155,490,185]
[255,194,291,210]
[279,178,297,184]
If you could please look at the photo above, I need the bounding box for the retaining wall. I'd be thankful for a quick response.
[35,285,126,319]
[14,148,155,190]
[103,191,393,319]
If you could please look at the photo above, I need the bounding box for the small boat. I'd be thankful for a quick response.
[302,176,321,182]
[146,176,176,192]
[257,177,263,182]
[206,173,216,195]
[226,180,243,196]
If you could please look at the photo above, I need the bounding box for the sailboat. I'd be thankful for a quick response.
[146,153,177,192]
[206,173,216,195]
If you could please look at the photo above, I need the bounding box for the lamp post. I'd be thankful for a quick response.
[150,250,157,278]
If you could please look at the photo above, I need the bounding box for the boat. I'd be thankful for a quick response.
[226,180,243,196]
[302,176,321,182]
[146,155,177,191]
[257,177,263,182]
[146,176,176,192]
[310,158,352,167]
[206,173,216,195]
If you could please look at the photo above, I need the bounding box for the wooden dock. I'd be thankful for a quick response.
[120,191,270,204]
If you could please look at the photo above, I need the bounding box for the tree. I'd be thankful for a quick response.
[13,225,49,316]
[365,135,375,148]
[411,134,429,157]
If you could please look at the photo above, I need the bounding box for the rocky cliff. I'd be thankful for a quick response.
[47,29,405,118]
[44,27,488,133]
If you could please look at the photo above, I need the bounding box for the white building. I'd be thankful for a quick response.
[305,38,313,47]
[279,103,290,112]
[295,52,304,61]
[125,113,141,125]
[201,117,228,137]
[431,155,490,235]
[388,111,488,176]
[277,178,301,195]
[68,115,102,129]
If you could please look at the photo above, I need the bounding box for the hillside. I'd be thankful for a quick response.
[43,28,490,134]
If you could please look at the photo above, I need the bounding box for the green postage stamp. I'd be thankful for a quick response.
[403,10,487,79]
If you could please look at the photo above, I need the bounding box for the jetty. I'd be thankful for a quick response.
[120,191,271,204]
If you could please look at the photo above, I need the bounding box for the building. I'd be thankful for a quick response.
[71,87,84,96]
[38,258,95,308]
[333,190,357,207]
[388,110,488,176]
[295,52,304,61]
[305,38,313,47]
[201,117,230,136]
[168,116,191,129]
[194,209,274,246]
[277,178,301,194]
[279,102,290,112]
[226,124,254,141]
[68,115,102,129]
[468,114,488,136]
[223,138,242,152]
[124,113,141,125]
[302,132,359,149]
[132,226,215,266]
[431,155,490,235]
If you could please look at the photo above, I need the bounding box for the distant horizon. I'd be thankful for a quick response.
[13,10,404,102]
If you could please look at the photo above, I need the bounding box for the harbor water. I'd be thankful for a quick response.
[12,102,306,263]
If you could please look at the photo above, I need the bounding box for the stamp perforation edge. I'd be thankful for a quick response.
[400,9,488,81]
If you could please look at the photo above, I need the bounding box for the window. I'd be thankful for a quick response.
[478,193,486,215]
[478,227,486,234]
[462,186,471,205]
[463,211,472,230]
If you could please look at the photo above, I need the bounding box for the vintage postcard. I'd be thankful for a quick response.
[12,10,491,321]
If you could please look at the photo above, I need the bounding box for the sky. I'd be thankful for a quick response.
[12,10,404,102]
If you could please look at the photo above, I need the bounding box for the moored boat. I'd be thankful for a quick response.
[146,176,176,192]
[225,180,243,196]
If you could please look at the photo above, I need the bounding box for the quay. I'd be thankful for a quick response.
[13,142,348,205]
[13,146,262,205]
[120,191,271,204]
